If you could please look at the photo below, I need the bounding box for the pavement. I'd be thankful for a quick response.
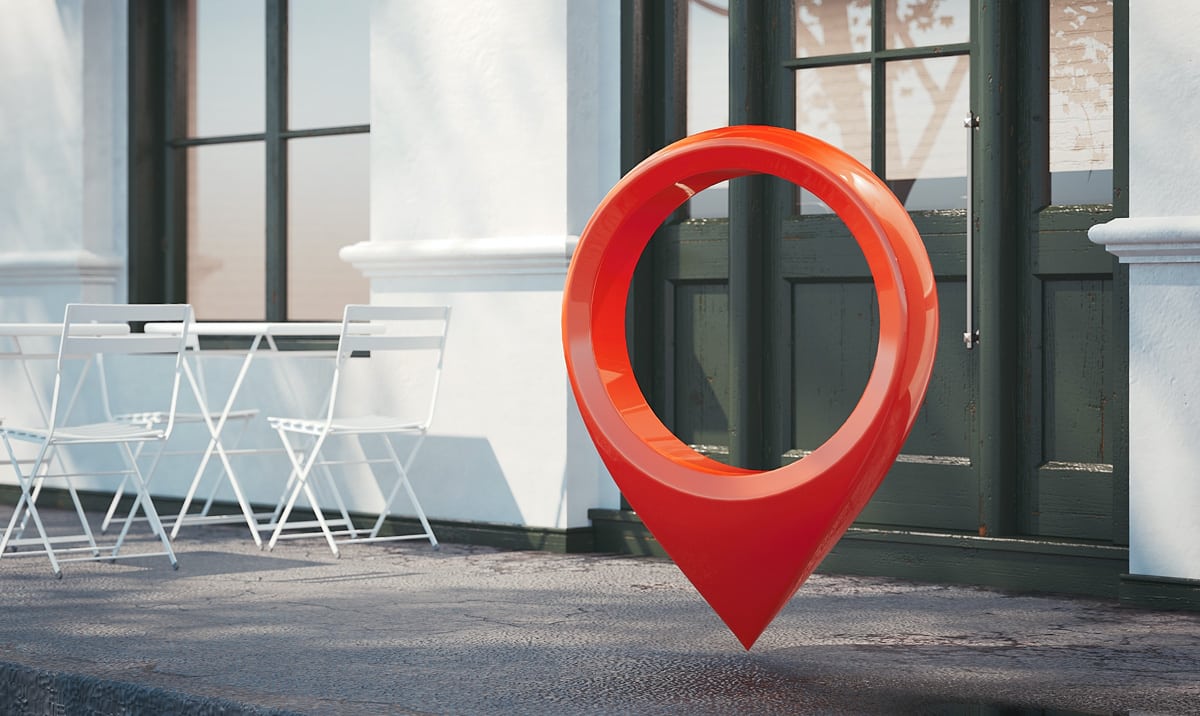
[1,510,1199,715]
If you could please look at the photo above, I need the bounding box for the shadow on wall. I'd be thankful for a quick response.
[1,350,527,530]
[401,434,525,526]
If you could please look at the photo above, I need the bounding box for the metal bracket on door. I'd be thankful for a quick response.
[963,111,980,350]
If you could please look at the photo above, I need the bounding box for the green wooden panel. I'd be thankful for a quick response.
[790,279,878,451]
[781,213,967,279]
[1042,278,1115,465]
[857,463,978,531]
[1028,276,1116,541]
[1036,206,1117,277]
[1019,204,1122,542]
[1032,467,1114,541]
[665,222,731,280]
[820,527,1128,599]
[783,212,978,532]
[853,278,976,532]
[669,280,731,455]
[900,278,974,459]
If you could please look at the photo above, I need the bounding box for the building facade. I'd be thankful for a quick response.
[0,0,1196,607]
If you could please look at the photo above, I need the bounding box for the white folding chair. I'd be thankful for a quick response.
[98,331,260,539]
[0,303,194,577]
[265,305,450,557]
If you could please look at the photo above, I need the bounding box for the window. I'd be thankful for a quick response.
[788,0,971,213]
[686,0,730,218]
[130,0,370,321]
[1049,0,1115,205]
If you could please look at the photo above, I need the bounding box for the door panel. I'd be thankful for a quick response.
[631,0,1125,551]
[780,212,976,532]
[1022,208,1120,540]
[669,281,732,455]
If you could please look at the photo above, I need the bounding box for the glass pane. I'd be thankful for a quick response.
[688,0,730,219]
[794,0,872,58]
[287,134,370,320]
[795,64,871,214]
[885,55,969,210]
[885,0,969,49]
[191,0,264,137]
[288,0,370,130]
[1049,0,1115,205]
[187,144,266,320]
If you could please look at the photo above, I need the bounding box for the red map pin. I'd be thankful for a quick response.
[563,125,939,650]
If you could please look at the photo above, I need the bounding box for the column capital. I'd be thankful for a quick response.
[339,236,578,279]
[1089,216,1200,263]
[0,250,122,285]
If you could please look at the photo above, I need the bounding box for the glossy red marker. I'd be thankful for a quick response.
[563,126,938,649]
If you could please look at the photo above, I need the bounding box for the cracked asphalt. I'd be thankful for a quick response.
[1,511,1199,715]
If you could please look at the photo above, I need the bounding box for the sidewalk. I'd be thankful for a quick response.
[1,510,1198,715]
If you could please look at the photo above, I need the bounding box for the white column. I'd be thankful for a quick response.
[0,0,127,413]
[345,1,621,530]
[0,0,126,321]
[1089,1,1200,580]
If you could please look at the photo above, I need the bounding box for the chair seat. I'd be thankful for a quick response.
[115,408,259,426]
[268,414,426,435]
[0,421,166,444]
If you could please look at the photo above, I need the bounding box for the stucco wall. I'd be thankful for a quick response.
[0,0,125,317]
[1128,0,1200,218]
[351,0,622,529]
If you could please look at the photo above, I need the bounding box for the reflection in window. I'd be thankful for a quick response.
[190,0,264,137]
[795,64,871,214]
[885,0,969,49]
[1050,0,1114,205]
[795,0,871,58]
[886,56,969,210]
[287,135,370,320]
[688,0,730,219]
[792,0,970,213]
[796,64,872,164]
[187,144,266,320]
[288,0,370,130]
[177,0,371,320]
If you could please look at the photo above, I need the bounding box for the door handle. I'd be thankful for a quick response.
[963,111,980,350]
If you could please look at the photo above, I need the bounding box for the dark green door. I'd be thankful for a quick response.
[632,0,1126,545]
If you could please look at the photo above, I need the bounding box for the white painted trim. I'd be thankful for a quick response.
[340,236,579,278]
[1089,216,1200,263]
[0,250,122,284]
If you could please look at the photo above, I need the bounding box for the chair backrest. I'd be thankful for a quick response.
[326,305,451,427]
[50,303,194,436]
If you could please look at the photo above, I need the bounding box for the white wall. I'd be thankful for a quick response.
[1090,0,1200,580]
[1128,2,1200,219]
[0,0,125,321]
[343,0,623,529]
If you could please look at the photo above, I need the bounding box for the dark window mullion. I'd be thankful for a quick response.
[172,124,372,149]
[781,45,970,69]
[871,0,886,178]
[265,0,288,321]
[280,124,370,140]
[170,133,266,148]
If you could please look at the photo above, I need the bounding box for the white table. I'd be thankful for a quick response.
[142,321,378,546]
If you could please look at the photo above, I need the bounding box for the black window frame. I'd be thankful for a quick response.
[128,0,369,322]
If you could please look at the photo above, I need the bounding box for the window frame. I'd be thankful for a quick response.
[128,0,369,322]
[783,0,972,187]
